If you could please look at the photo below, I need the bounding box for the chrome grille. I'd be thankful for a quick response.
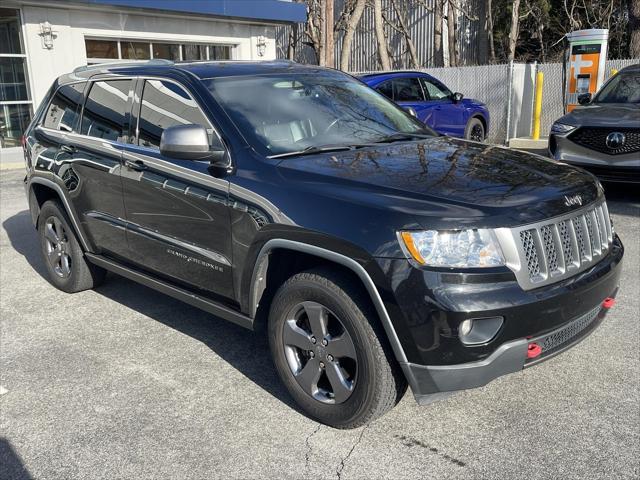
[495,200,613,290]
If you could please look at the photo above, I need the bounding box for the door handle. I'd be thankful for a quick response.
[60,144,76,154]
[124,159,147,171]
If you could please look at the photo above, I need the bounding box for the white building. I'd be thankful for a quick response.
[0,0,305,163]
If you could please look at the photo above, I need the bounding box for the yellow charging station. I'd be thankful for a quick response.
[564,29,609,112]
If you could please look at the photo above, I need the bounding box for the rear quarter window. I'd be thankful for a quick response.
[42,83,85,132]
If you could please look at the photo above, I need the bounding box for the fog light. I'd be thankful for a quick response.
[459,319,473,337]
[459,316,504,345]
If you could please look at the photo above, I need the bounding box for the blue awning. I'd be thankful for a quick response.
[79,0,307,23]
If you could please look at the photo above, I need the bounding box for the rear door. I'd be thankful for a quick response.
[37,79,132,259]
[120,77,234,301]
[420,77,466,137]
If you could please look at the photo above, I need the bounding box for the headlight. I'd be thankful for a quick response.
[550,122,576,134]
[399,229,505,268]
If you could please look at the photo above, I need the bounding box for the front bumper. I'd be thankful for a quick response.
[376,235,623,404]
[549,133,640,183]
[404,300,613,405]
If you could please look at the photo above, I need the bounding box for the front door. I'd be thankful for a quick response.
[420,77,466,137]
[120,78,234,301]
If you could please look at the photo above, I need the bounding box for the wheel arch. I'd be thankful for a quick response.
[28,177,91,252]
[248,239,408,365]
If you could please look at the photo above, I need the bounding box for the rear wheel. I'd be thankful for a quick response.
[268,268,407,428]
[465,117,485,142]
[38,200,106,293]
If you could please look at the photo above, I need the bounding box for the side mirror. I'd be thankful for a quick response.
[160,124,226,165]
[452,92,464,103]
[403,106,418,118]
[577,93,592,105]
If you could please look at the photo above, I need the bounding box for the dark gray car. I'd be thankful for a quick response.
[549,63,640,183]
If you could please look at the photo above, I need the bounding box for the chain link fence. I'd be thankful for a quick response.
[355,58,638,145]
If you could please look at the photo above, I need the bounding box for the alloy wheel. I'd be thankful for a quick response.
[44,216,72,278]
[282,301,357,404]
[470,124,484,142]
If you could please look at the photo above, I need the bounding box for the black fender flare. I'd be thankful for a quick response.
[248,238,409,365]
[27,176,91,252]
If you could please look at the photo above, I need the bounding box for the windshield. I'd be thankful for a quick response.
[206,73,433,156]
[593,72,640,104]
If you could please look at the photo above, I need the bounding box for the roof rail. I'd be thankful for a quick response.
[73,59,174,74]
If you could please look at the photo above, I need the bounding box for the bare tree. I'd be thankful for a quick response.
[304,0,324,64]
[433,0,444,66]
[507,0,521,62]
[373,0,392,69]
[447,0,459,66]
[340,0,367,71]
[486,0,496,63]
[325,0,334,67]
[388,0,420,68]
[631,0,640,58]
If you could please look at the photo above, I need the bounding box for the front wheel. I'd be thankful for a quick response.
[464,117,485,142]
[268,268,407,429]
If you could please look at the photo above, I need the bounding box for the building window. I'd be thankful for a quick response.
[85,38,233,64]
[0,8,33,149]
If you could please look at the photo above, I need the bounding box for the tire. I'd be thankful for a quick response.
[268,268,407,428]
[38,200,106,293]
[464,117,485,142]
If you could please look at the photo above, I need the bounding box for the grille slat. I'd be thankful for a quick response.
[514,201,612,288]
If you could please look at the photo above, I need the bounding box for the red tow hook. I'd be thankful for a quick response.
[527,342,542,359]
[602,297,616,309]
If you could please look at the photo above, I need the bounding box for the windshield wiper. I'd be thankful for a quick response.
[372,132,433,143]
[267,144,358,159]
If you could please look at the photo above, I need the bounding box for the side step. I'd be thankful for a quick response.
[85,253,254,330]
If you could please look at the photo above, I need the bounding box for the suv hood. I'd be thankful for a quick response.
[275,137,601,228]
[559,103,640,127]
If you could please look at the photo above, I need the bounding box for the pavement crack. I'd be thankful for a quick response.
[336,424,369,480]
[304,423,322,477]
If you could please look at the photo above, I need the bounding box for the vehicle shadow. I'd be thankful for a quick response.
[2,210,300,415]
[0,438,34,480]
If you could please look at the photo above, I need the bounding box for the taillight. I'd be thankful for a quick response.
[20,135,26,148]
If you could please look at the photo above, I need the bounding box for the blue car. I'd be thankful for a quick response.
[360,71,489,141]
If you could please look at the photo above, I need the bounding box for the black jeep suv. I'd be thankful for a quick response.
[23,60,623,428]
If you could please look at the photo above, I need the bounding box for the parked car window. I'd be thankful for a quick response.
[593,72,640,103]
[392,78,424,102]
[421,78,452,100]
[42,83,85,132]
[206,73,431,156]
[80,80,131,142]
[138,79,217,150]
[376,80,394,100]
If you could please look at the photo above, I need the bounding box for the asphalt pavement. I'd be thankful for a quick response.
[1,167,639,479]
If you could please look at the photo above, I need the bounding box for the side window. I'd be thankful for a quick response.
[42,83,85,132]
[137,79,217,150]
[376,80,393,100]
[80,80,131,142]
[392,78,424,102]
[420,78,452,100]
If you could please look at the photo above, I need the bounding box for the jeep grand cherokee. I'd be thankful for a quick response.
[22,60,623,428]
